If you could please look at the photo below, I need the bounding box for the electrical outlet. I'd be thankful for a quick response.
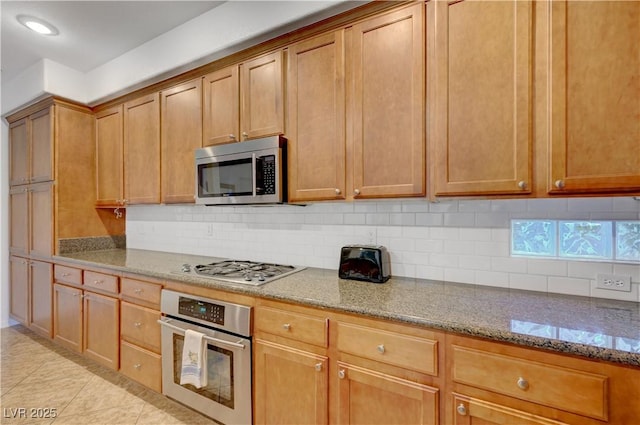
[596,274,632,292]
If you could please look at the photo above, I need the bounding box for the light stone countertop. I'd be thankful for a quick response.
[54,248,640,367]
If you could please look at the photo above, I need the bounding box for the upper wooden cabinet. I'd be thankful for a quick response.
[95,105,124,206]
[430,0,533,196]
[351,3,425,199]
[9,107,53,186]
[548,0,640,194]
[287,30,346,202]
[203,50,284,146]
[161,78,203,203]
[124,93,161,204]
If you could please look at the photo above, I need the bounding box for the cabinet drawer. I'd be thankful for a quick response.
[121,301,161,353]
[83,270,118,294]
[337,322,438,376]
[255,306,328,347]
[54,265,82,286]
[121,278,161,307]
[452,346,608,420]
[120,340,162,393]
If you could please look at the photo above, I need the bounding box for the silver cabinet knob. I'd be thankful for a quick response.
[229,134,236,140]
[315,363,322,372]
[134,288,143,294]
[93,280,103,285]
[456,403,467,416]
[518,180,527,190]
[335,188,341,195]
[242,132,248,138]
[377,344,385,354]
[354,189,361,196]
[554,179,565,189]
[282,323,291,331]
[62,272,70,277]
[133,363,141,370]
[134,322,142,328]
[517,377,529,390]
[338,369,345,379]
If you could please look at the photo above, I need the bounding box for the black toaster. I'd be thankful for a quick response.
[339,245,391,283]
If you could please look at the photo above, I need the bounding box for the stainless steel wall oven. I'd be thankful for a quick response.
[158,290,252,424]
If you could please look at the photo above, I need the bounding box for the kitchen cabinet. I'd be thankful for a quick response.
[430,0,533,196]
[95,105,124,206]
[287,30,346,202]
[161,78,202,203]
[254,303,329,425]
[9,107,53,186]
[203,50,284,146]
[446,334,640,425]
[350,3,425,199]
[119,277,162,392]
[9,182,54,258]
[335,320,440,425]
[52,265,120,370]
[9,256,53,338]
[547,0,640,194]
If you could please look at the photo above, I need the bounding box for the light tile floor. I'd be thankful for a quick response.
[0,325,219,425]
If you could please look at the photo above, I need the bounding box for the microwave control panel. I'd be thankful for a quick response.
[260,154,276,195]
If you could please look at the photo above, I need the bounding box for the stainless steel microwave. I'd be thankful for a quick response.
[195,136,287,205]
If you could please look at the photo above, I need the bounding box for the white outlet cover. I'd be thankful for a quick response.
[596,273,632,292]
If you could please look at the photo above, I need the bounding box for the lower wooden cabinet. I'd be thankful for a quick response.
[254,339,329,425]
[120,340,161,392]
[9,256,29,325]
[10,256,53,338]
[452,394,567,425]
[53,283,83,352]
[336,361,439,425]
[83,291,120,369]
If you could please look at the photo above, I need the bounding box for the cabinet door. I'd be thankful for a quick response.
[9,186,28,256]
[9,118,29,186]
[203,66,240,146]
[53,283,83,353]
[549,1,640,193]
[161,79,202,204]
[453,394,567,425]
[84,291,120,370]
[124,93,161,204]
[30,182,54,258]
[95,105,124,206]
[432,0,532,196]
[9,256,29,324]
[241,51,285,140]
[337,362,439,425]
[287,30,346,202]
[29,107,54,183]
[29,260,53,338]
[254,340,328,425]
[351,4,425,199]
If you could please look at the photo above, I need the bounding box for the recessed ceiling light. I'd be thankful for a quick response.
[17,14,59,36]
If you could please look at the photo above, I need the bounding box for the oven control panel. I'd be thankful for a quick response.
[178,296,225,326]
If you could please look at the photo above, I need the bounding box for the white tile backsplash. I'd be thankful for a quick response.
[126,197,640,302]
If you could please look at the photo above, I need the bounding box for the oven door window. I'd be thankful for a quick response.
[198,158,253,198]
[172,334,235,409]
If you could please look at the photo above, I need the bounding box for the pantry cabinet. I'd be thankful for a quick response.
[95,105,124,206]
[350,3,425,199]
[547,0,640,194]
[161,79,202,203]
[287,30,346,202]
[9,182,54,258]
[203,50,284,146]
[430,0,533,196]
[254,303,329,425]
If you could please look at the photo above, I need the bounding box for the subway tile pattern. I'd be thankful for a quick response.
[126,197,640,302]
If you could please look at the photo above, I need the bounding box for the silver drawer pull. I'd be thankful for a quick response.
[338,369,345,379]
[133,363,141,370]
[134,288,143,294]
[282,323,291,331]
[457,403,467,416]
[315,363,322,372]
[93,280,103,285]
[134,322,142,328]
[377,344,385,354]
[61,272,70,277]
[517,377,529,390]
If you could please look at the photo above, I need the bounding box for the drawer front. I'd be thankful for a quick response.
[452,346,608,420]
[255,306,328,347]
[54,265,82,286]
[120,341,162,393]
[337,322,438,376]
[83,270,118,294]
[121,301,161,353]
[121,278,161,307]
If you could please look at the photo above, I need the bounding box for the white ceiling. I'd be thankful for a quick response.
[1,1,225,82]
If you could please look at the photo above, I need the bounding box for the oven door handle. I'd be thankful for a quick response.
[158,319,247,350]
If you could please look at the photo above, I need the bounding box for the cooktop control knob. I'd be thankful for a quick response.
[181,263,191,273]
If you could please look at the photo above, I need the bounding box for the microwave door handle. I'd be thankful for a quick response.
[252,153,257,197]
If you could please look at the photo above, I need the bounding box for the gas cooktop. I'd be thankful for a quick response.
[177,259,304,285]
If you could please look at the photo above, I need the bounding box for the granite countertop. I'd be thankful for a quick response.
[54,248,640,367]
